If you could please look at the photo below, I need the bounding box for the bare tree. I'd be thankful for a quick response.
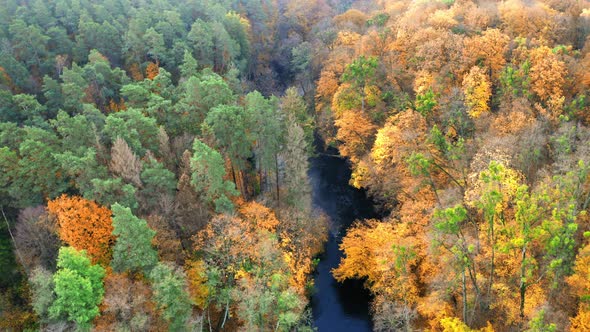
[109,137,142,187]
[14,206,59,271]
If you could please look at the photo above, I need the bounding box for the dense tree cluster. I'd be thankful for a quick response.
[313,0,590,330]
[0,0,330,330]
[2,0,590,331]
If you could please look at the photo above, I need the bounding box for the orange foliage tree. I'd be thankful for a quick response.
[107,98,127,113]
[568,241,590,330]
[528,46,566,103]
[145,62,160,80]
[335,110,377,163]
[463,29,510,80]
[47,195,114,265]
[0,66,15,91]
[238,201,279,232]
[334,219,421,329]
[128,63,144,81]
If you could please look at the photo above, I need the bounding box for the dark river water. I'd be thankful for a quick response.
[309,144,377,331]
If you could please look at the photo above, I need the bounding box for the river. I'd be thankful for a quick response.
[309,143,377,331]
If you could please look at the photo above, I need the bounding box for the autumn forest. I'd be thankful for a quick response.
[1,0,590,331]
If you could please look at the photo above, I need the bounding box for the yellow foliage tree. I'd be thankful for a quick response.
[371,110,427,168]
[464,161,523,318]
[186,260,209,309]
[366,109,429,204]
[568,241,590,331]
[440,317,494,332]
[334,220,422,329]
[571,309,590,331]
[463,66,492,119]
[238,201,279,232]
[334,30,362,48]
[568,242,590,305]
[334,220,420,305]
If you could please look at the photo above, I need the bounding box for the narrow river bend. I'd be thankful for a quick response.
[309,143,377,331]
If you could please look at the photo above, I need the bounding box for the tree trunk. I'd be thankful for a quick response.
[231,163,245,198]
[221,300,230,329]
[428,176,441,207]
[238,170,247,200]
[466,259,480,318]
[275,153,280,218]
[258,155,263,194]
[2,208,28,276]
[208,308,213,332]
[488,214,495,307]
[519,246,527,321]
[462,268,467,323]
[231,164,237,191]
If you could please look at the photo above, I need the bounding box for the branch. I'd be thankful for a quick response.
[2,207,28,276]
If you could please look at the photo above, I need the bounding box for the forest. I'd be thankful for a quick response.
[0,0,590,331]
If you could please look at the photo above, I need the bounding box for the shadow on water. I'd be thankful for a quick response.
[309,139,377,331]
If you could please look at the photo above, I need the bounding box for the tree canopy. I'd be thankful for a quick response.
[2,0,590,330]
